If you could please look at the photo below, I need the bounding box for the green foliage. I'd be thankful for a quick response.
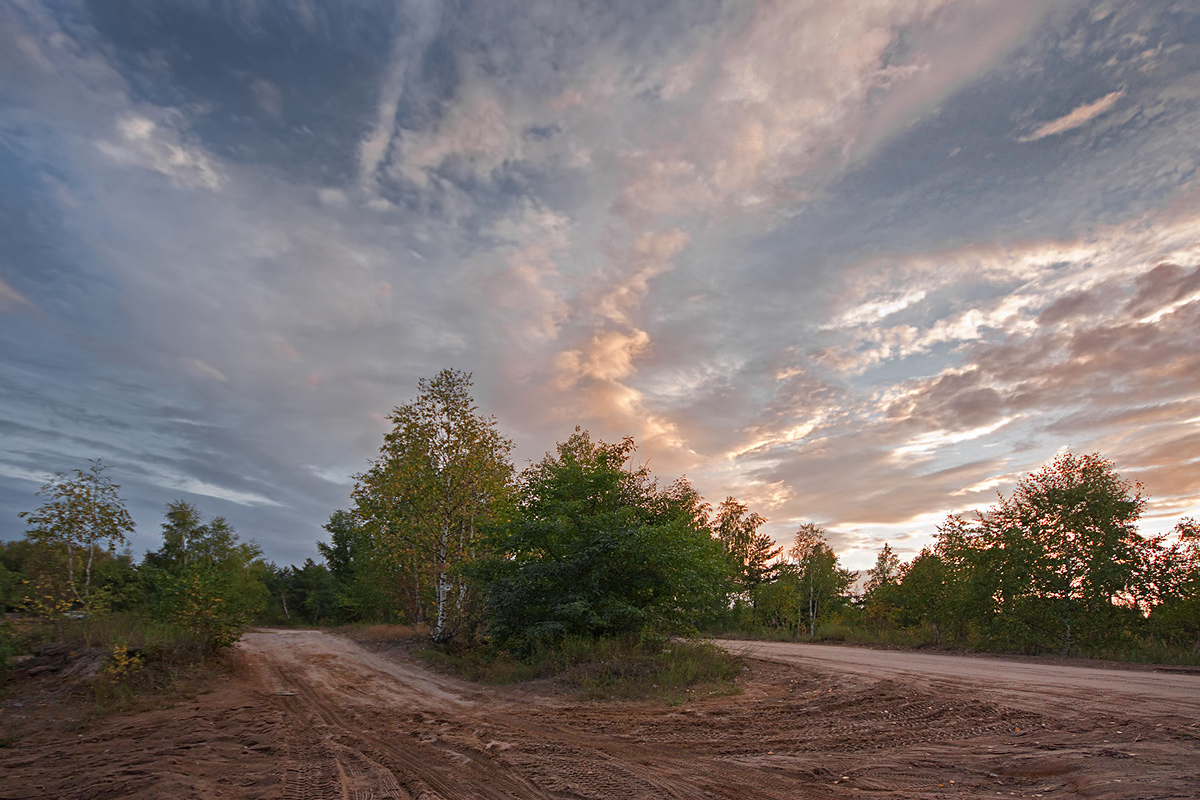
[353,369,515,643]
[3,537,136,635]
[315,510,400,623]
[714,497,780,598]
[291,559,338,622]
[861,542,902,633]
[553,636,741,701]
[18,461,135,609]
[788,524,856,637]
[0,558,18,612]
[0,619,17,679]
[893,548,951,642]
[865,453,1173,657]
[420,634,741,702]
[1149,517,1200,652]
[140,501,269,651]
[260,559,339,625]
[709,451,1196,664]
[941,452,1149,655]
[477,429,731,650]
[748,564,803,630]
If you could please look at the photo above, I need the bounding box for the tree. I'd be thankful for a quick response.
[788,523,856,637]
[862,542,902,632]
[141,501,268,649]
[353,369,515,643]
[864,542,901,595]
[1149,518,1200,652]
[19,461,135,611]
[265,559,337,624]
[894,548,951,643]
[931,513,994,645]
[714,497,780,600]
[986,452,1146,655]
[477,429,730,648]
[316,510,396,622]
[931,453,1152,655]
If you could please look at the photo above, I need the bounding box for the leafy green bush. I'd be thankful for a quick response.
[477,430,731,650]
[139,501,269,652]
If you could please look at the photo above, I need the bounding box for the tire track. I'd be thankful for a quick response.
[250,633,578,799]
[236,629,1200,800]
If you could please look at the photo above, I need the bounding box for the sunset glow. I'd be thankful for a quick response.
[2,1,1198,569]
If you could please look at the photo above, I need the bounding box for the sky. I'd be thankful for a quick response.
[2,0,1199,571]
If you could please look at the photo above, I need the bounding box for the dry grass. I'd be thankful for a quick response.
[338,623,428,644]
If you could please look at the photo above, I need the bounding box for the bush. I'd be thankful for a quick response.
[478,431,730,650]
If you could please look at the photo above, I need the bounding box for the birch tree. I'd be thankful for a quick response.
[353,369,514,643]
[20,461,134,611]
[788,523,855,638]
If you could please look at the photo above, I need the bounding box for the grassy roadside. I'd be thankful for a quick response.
[340,624,744,703]
[710,621,1200,666]
[1,612,244,740]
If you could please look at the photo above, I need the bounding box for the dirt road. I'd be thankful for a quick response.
[2,629,1198,799]
[720,639,1200,718]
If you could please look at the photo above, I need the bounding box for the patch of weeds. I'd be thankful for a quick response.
[415,642,544,685]
[339,623,427,646]
[558,637,741,702]
[1079,643,1200,667]
[420,634,743,702]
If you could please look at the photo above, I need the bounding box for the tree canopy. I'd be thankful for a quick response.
[140,500,269,649]
[352,368,515,643]
[19,460,135,611]
[477,429,730,648]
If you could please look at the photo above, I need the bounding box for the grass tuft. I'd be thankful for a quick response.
[418,634,742,702]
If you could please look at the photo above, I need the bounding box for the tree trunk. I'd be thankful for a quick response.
[83,541,95,604]
[65,540,80,605]
[808,570,817,638]
[433,519,451,643]
[412,563,424,624]
[1061,609,1072,657]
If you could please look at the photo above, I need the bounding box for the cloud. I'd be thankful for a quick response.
[4,0,1199,570]
[831,289,928,328]
[250,78,284,118]
[680,196,1200,558]
[185,359,228,384]
[611,0,1049,225]
[390,85,520,189]
[0,276,30,310]
[357,0,442,192]
[483,203,573,350]
[1021,88,1126,141]
[542,228,693,448]
[158,476,282,508]
[96,115,223,190]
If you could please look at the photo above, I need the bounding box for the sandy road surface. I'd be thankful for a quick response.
[2,629,1199,799]
[720,640,1200,719]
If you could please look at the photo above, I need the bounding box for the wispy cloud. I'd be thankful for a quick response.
[0,276,31,311]
[96,115,223,190]
[1021,89,1126,141]
[357,0,442,194]
[3,0,1199,568]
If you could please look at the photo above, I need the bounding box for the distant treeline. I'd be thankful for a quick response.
[271,369,1200,660]
[4,370,1198,670]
